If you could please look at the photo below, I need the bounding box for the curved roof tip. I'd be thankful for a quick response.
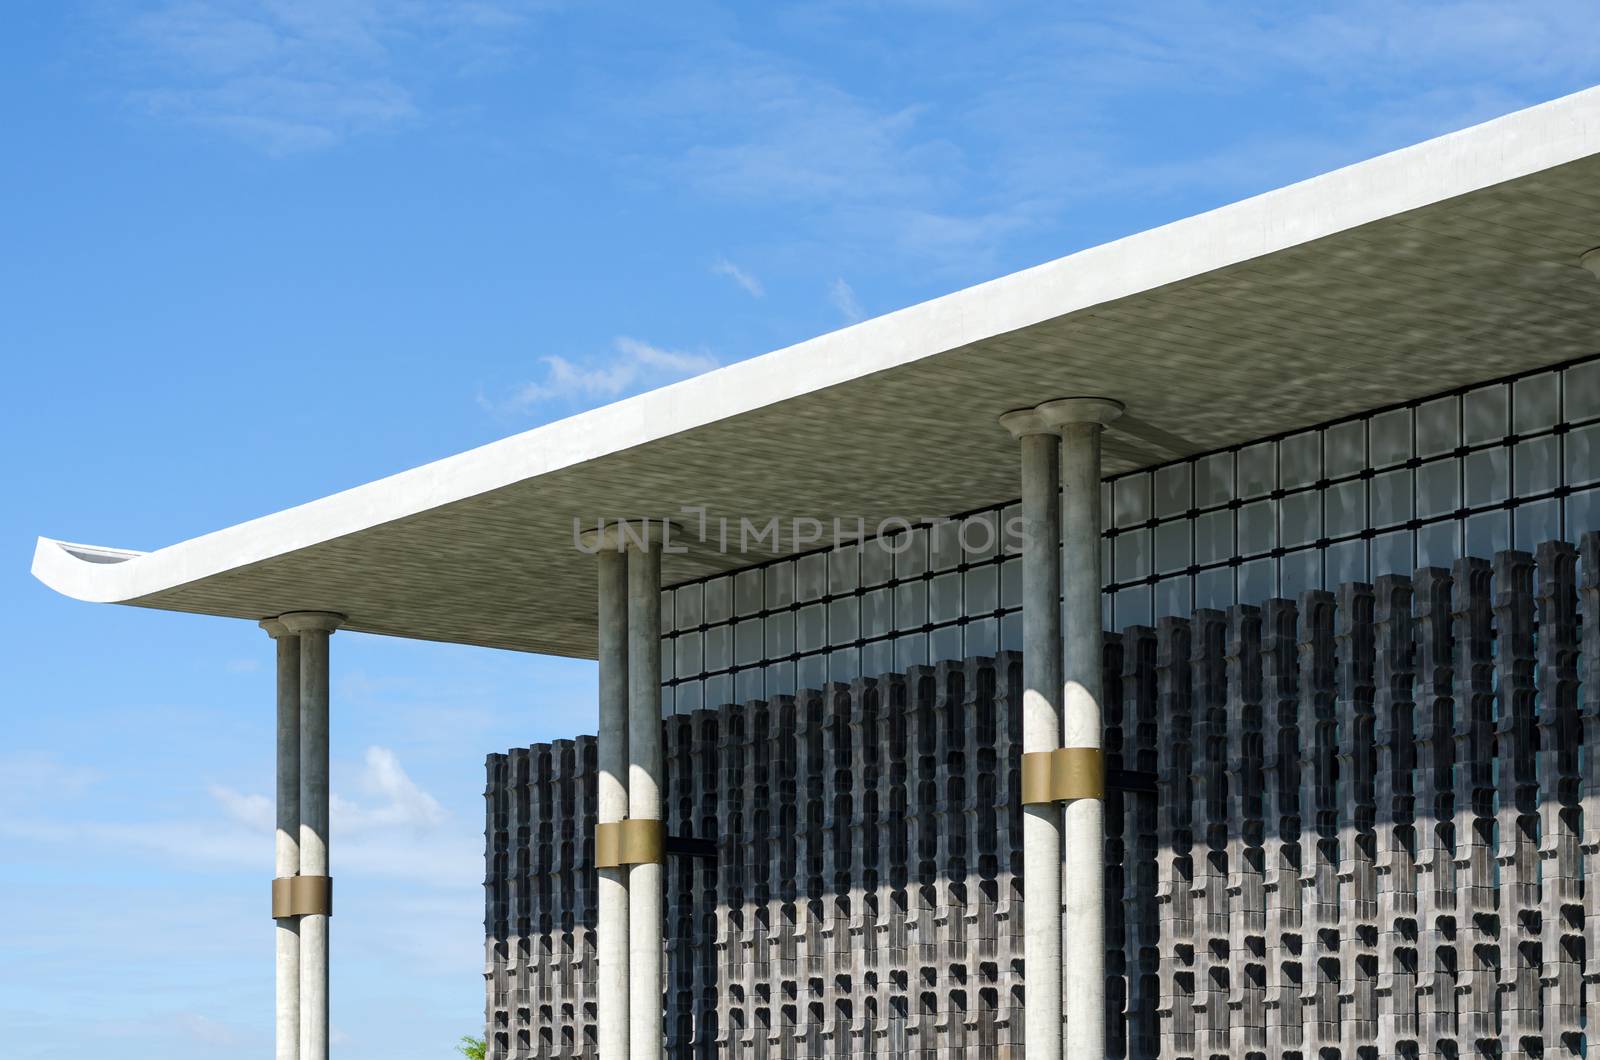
[31,537,147,604]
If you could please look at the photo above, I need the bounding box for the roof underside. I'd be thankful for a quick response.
[33,88,1600,657]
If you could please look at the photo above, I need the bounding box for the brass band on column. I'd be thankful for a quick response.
[1018,747,1106,805]
[271,875,334,919]
[594,819,665,868]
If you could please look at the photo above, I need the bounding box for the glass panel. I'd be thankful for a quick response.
[931,519,963,571]
[661,639,674,683]
[1281,549,1321,599]
[1416,459,1460,518]
[1001,503,1025,555]
[1465,510,1510,557]
[1416,396,1459,457]
[1001,612,1024,651]
[896,527,929,579]
[1369,408,1412,468]
[704,625,731,672]
[676,631,702,678]
[861,587,893,639]
[829,648,860,684]
[1115,585,1152,627]
[735,668,764,704]
[1154,463,1192,517]
[1279,431,1320,489]
[1195,566,1233,611]
[1514,371,1560,432]
[735,618,764,666]
[1327,538,1367,586]
[734,568,763,616]
[1001,555,1023,608]
[1464,448,1509,507]
[860,537,896,586]
[1515,499,1559,548]
[1239,443,1275,499]
[829,597,859,646]
[965,565,999,614]
[1154,577,1191,622]
[797,655,828,694]
[830,544,860,594]
[1568,424,1600,486]
[929,625,963,665]
[1568,486,1600,540]
[1464,383,1508,444]
[1114,528,1151,582]
[1514,435,1559,494]
[1195,509,1233,564]
[659,683,675,717]
[767,661,796,697]
[1238,499,1277,555]
[1371,468,1412,527]
[1325,420,1366,479]
[660,590,675,633]
[1196,452,1235,507]
[861,640,895,679]
[929,571,963,624]
[895,633,928,671]
[965,617,998,658]
[1567,360,1600,420]
[676,583,704,629]
[962,511,1001,560]
[765,611,795,658]
[1155,521,1191,572]
[676,680,702,713]
[1372,529,1414,579]
[796,553,828,602]
[1238,557,1275,606]
[895,581,928,630]
[1114,474,1152,528]
[796,603,827,653]
[765,562,796,610]
[1325,479,1366,538]
[1416,520,1461,569]
[704,577,732,624]
[704,674,732,711]
[1280,490,1320,548]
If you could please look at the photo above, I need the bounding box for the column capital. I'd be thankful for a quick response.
[277,611,345,635]
[1037,396,1125,428]
[998,408,1055,439]
[259,617,292,639]
[1582,247,1600,280]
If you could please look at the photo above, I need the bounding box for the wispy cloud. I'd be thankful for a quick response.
[711,256,764,297]
[119,0,543,153]
[483,336,719,415]
[829,278,864,322]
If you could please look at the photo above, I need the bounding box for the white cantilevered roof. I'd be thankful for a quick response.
[33,86,1600,658]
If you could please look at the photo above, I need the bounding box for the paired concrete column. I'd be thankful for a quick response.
[1041,397,1123,1057]
[262,619,301,1060]
[596,546,632,1060]
[626,533,665,1059]
[998,411,1064,1060]
[280,611,342,1060]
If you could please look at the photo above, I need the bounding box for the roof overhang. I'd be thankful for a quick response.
[33,87,1600,657]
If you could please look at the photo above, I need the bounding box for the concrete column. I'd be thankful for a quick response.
[1041,396,1123,1058]
[597,545,631,1060]
[998,411,1063,1060]
[626,531,664,1060]
[280,611,342,1060]
[262,619,301,1060]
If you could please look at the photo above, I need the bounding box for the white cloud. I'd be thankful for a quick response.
[829,278,864,323]
[208,783,272,831]
[334,746,446,833]
[711,256,764,297]
[486,336,719,415]
[119,0,544,153]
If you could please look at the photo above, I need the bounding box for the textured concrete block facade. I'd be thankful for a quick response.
[486,532,1600,1057]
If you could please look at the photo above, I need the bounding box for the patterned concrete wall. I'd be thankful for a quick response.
[485,532,1600,1058]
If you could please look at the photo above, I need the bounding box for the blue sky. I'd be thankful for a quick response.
[3,2,1596,1056]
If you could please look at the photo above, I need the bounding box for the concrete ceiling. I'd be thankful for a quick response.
[32,87,1600,658]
